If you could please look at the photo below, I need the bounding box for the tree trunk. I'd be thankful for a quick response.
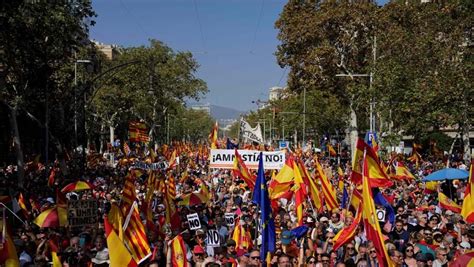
[109,125,115,151]
[349,101,359,160]
[462,121,471,162]
[8,106,25,188]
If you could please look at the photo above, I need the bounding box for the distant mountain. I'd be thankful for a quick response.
[210,105,244,120]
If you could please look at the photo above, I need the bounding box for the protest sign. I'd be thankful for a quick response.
[225,213,235,227]
[187,213,201,230]
[206,230,220,247]
[68,200,98,227]
[209,149,285,170]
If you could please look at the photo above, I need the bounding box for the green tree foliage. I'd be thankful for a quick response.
[90,39,207,144]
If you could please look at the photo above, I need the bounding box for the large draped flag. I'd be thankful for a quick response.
[108,203,124,241]
[233,149,256,190]
[170,235,189,267]
[104,217,137,267]
[332,205,362,250]
[461,164,474,223]
[0,220,20,267]
[373,188,395,225]
[121,170,142,215]
[297,159,322,211]
[362,153,394,267]
[252,152,276,263]
[314,157,339,210]
[292,161,306,226]
[49,239,61,267]
[438,192,461,213]
[209,121,218,149]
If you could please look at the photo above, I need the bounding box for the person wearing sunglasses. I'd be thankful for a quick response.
[306,256,317,267]
[368,248,379,267]
[403,245,416,267]
[249,250,261,267]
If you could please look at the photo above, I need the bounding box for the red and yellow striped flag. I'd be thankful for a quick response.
[123,142,131,156]
[168,150,177,169]
[328,144,337,157]
[461,164,474,223]
[167,174,176,200]
[274,156,295,183]
[18,193,28,213]
[108,203,124,241]
[104,217,137,267]
[48,239,61,267]
[123,203,151,263]
[297,159,322,212]
[0,220,20,267]
[438,192,461,213]
[362,154,394,267]
[170,235,189,267]
[121,170,141,215]
[314,157,338,210]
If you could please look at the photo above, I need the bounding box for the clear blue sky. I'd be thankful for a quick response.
[90,0,288,112]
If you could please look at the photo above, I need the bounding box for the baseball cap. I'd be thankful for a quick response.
[460,241,471,249]
[281,230,294,245]
[319,217,329,223]
[193,245,205,255]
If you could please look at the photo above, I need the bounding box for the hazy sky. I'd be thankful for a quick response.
[91,0,288,112]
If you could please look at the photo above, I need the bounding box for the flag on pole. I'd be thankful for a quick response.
[0,219,20,267]
[362,151,394,267]
[209,121,218,149]
[232,218,252,255]
[461,164,474,223]
[104,217,137,267]
[292,161,306,226]
[274,156,295,183]
[332,205,362,250]
[252,152,276,263]
[297,159,322,211]
[327,144,337,157]
[314,157,339,210]
[233,149,256,190]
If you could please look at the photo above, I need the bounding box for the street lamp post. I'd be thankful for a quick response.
[74,59,91,148]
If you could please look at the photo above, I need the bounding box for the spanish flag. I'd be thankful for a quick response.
[350,139,365,184]
[107,203,124,241]
[362,154,394,267]
[332,205,362,250]
[18,193,28,216]
[232,218,252,255]
[104,217,137,267]
[395,162,416,181]
[0,220,20,267]
[48,239,61,267]
[461,164,474,223]
[274,156,295,183]
[170,235,189,267]
[362,139,393,188]
[327,144,337,157]
[233,149,256,190]
[209,121,218,149]
[438,192,461,213]
[292,161,306,226]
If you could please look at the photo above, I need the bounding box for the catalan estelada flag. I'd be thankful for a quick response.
[438,192,461,213]
[104,217,137,267]
[170,235,189,267]
[0,220,20,267]
[233,149,256,190]
[461,164,474,223]
[362,154,394,267]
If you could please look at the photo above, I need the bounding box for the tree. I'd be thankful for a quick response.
[0,1,95,186]
[275,0,378,154]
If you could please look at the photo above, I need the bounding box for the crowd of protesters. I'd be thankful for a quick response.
[0,142,473,267]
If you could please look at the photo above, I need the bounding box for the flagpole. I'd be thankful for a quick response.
[0,203,27,226]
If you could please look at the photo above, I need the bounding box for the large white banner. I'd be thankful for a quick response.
[209,149,285,169]
[240,119,264,143]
